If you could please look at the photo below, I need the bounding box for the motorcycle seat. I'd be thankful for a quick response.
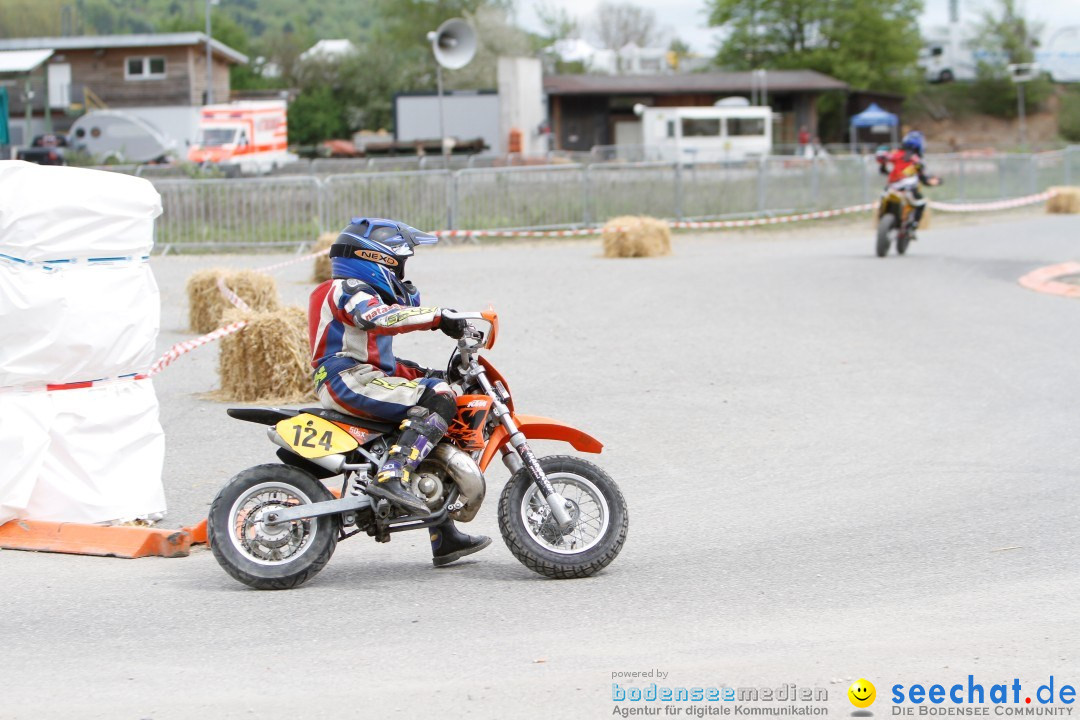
[299,407,397,436]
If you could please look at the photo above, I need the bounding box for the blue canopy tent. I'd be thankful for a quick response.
[849,103,898,154]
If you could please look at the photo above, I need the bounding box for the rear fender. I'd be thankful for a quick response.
[478,414,603,472]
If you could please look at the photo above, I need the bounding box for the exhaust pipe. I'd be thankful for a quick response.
[426,444,486,522]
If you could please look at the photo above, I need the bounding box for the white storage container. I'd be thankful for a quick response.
[0,380,166,524]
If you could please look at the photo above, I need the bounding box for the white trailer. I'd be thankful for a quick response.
[921,27,1080,84]
[634,103,772,163]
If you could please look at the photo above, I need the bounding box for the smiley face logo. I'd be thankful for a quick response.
[848,679,876,708]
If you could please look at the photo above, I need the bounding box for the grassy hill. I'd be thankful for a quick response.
[0,0,380,48]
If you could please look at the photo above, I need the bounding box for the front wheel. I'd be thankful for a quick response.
[208,464,338,590]
[896,221,912,255]
[498,455,628,579]
[876,213,895,258]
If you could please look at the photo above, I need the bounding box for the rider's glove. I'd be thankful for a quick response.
[438,309,467,339]
[424,368,447,380]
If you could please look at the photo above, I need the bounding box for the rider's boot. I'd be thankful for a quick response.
[911,204,926,239]
[430,519,491,567]
[368,406,450,516]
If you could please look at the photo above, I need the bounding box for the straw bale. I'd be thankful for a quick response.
[217,306,315,404]
[186,269,280,334]
[1047,187,1080,214]
[312,232,337,282]
[918,203,931,230]
[601,215,672,258]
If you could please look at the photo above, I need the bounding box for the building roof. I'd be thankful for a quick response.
[300,39,356,62]
[0,33,248,65]
[0,49,54,74]
[543,70,848,95]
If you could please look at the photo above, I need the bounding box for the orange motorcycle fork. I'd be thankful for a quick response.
[469,365,600,529]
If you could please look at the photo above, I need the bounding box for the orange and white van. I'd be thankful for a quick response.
[188,100,295,174]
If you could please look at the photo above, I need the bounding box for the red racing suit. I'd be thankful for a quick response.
[878,148,929,189]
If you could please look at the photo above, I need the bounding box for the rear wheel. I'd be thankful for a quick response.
[498,455,628,579]
[876,213,896,257]
[208,464,338,590]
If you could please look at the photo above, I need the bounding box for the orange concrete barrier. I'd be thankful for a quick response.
[0,479,344,558]
[0,519,193,558]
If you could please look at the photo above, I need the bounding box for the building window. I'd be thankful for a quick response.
[125,56,166,80]
[681,118,721,137]
[727,118,766,137]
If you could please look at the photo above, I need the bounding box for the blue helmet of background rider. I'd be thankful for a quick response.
[902,130,925,155]
[329,217,439,306]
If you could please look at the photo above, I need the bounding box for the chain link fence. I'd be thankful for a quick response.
[149,147,1080,252]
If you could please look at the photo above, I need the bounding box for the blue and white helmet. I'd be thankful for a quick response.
[902,130,925,155]
[328,218,439,306]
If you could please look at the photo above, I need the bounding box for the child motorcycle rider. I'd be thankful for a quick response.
[309,218,490,567]
[876,130,940,237]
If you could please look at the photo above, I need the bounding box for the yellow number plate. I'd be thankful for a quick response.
[275,413,359,459]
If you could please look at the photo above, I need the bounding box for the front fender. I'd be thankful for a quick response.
[478,414,603,472]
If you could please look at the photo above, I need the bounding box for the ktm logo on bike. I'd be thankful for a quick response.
[354,248,399,266]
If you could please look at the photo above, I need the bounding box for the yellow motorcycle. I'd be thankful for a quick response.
[875,177,942,258]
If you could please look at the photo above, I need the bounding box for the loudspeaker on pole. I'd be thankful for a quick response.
[427,18,477,70]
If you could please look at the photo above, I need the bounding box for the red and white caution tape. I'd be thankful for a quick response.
[928,190,1055,213]
[216,275,251,312]
[257,249,324,273]
[434,204,877,240]
[144,275,252,375]
[146,320,249,376]
[431,190,1057,240]
[671,203,877,229]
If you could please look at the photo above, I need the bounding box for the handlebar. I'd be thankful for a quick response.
[443,308,499,350]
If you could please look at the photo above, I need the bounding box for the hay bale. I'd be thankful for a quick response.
[186,268,280,334]
[601,215,671,258]
[1047,186,1080,214]
[312,232,337,282]
[217,306,315,403]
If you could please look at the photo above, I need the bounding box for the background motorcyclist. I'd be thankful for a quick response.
[308,217,490,567]
[876,130,940,236]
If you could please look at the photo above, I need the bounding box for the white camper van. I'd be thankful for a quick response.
[634,103,772,163]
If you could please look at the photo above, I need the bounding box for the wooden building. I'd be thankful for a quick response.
[544,70,849,151]
[0,33,247,145]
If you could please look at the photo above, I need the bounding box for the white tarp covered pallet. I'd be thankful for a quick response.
[0,161,166,524]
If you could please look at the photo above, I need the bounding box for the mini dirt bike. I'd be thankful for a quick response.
[207,310,628,590]
[875,177,942,258]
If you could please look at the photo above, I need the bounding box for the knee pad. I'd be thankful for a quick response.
[418,385,456,425]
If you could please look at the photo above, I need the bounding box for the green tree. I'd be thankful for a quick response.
[707,0,924,95]
[287,84,348,145]
[157,10,285,90]
[1061,88,1080,142]
[968,0,1051,118]
[534,1,580,43]
[0,0,65,37]
[368,0,511,92]
[592,1,663,50]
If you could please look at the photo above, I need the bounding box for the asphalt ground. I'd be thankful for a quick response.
[2,209,1079,720]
